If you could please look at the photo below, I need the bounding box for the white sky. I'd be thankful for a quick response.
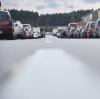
[1,0,100,14]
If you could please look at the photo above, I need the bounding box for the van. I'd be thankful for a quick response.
[95,19,100,37]
[0,9,14,39]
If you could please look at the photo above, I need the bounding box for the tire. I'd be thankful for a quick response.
[7,33,14,40]
[13,34,17,40]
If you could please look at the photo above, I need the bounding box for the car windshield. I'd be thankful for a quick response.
[70,24,77,28]
[14,24,18,27]
[23,25,29,27]
[0,11,9,21]
[91,22,95,28]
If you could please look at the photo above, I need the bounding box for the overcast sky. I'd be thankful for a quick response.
[1,0,100,14]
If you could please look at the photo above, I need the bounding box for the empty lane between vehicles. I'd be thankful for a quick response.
[0,36,100,99]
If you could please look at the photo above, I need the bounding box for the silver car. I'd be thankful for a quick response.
[95,19,100,37]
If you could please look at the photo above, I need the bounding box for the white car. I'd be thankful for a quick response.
[56,32,62,38]
[52,28,58,36]
[23,24,33,38]
[32,27,42,38]
[33,32,40,38]
[14,21,25,39]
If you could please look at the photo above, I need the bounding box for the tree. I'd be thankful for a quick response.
[9,9,92,26]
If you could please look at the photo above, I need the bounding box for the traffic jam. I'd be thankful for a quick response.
[0,2,100,40]
[52,20,100,38]
[1,1,100,99]
[0,4,45,40]
[0,11,45,40]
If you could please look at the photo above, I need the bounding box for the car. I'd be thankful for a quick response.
[23,24,33,38]
[0,9,14,39]
[73,29,80,38]
[52,28,58,36]
[33,32,40,39]
[86,21,95,38]
[70,28,76,38]
[40,28,45,38]
[62,31,67,38]
[35,27,42,38]
[94,19,100,37]
[79,27,87,38]
[41,31,45,38]
[56,30,62,38]
[32,28,41,39]
[67,26,76,38]
[67,23,77,38]
[14,21,26,39]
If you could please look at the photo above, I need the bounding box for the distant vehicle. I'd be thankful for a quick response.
[14,21,26,39]
[86,21,95,38]
[32,27,42,39]
[70,28,76,38]
[39,28,45,38]
[67,23,77,38]
[52,28,58,36]
[34,27,42,38]
[73,29,79,38]
[95,19,100,37]
[62,31,67,38]
[79,27,87,38]
[0,9,14,39]
[56,30,62,38]
[33,32,40,39]
[23,24,33,38]
[41,31,45,38]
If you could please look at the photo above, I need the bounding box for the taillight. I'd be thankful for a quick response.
[88,27,93,33]
[8,18,13,26]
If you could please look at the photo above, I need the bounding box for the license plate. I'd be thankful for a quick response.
[0,31,2,34]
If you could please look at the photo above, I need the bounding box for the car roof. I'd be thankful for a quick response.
[14,23,18,24]
[86,22,95,26]
[97,19,100,20]
[69,23,77,25]
[0,8,9,12]
[88,21,95,24]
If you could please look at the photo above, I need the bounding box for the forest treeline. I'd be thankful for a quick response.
[9,9,92,26]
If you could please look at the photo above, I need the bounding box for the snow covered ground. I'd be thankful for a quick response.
[0,35,100,99]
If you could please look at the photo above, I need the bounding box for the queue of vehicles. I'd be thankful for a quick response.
[1,8,100,39]
[0,9,45,40]
[53,20,100,38]
[14,22,44,39]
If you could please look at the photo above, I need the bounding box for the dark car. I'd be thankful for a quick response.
[79,27,87,38]
[0,9,14,39]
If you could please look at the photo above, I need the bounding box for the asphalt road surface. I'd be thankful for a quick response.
[0,35,100,99]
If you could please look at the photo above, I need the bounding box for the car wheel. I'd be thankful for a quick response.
[7,33,14,40]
